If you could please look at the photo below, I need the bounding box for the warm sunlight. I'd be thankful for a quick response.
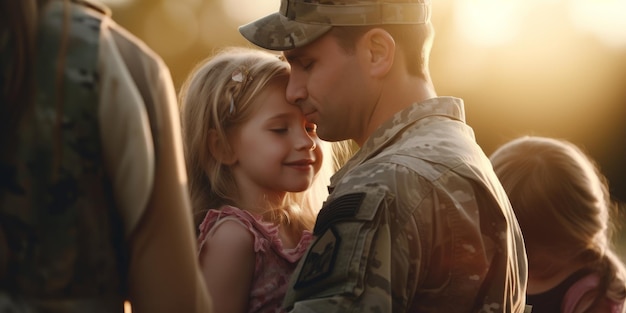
[100,1,625,235]
[452,0,529,46]
[221,0,279,25]
[569,0,626,48]
[450,0,626,49]
[143,2,199,56]
[102,0,626,51]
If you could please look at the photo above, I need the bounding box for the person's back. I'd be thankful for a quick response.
[0,0,212,312]
[238,0,528,312]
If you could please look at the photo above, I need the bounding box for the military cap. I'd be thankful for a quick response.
[239,0,432,51]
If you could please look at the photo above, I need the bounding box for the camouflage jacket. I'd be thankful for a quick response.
[283,97,528,313]
[0,1,152,311]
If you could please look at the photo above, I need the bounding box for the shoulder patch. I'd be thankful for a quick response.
[294,226,340,289]
[313,192,365,236]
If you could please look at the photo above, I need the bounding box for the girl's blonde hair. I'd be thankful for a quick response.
[490,136,626,308]
[179,47,340,238]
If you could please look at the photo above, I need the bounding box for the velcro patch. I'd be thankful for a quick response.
[294,226,340,289]
[313,192,365,236]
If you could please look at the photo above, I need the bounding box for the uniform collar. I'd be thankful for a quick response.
[331,96,466,186]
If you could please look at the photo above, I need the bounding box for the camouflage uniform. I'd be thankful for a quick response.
[0,1,126,310]
[239,1,528,312]
[0,1,210,312]
[281,98,528,313]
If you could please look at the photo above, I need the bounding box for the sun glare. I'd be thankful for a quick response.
[569,0,626,48]
[452,0,529,46]
[451,0,626,49]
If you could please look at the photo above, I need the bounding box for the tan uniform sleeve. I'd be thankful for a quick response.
[97,16,213,313]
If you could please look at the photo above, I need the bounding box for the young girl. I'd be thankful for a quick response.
[179,47,337,313]
[490,136,626,313]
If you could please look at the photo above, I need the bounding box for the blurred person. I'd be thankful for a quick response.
[179,46,345,313]
[490,136,626,313]
[0,0,213,312]
[238,0,529,312]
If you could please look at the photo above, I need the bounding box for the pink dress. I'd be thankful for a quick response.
[197,205,313,313]
[562,272,625,313]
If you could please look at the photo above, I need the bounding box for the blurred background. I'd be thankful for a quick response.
[101,0,626,258]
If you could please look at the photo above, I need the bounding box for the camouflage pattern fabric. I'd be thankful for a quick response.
[239,0,431,51]
[0,1,127,311]
[282,97,528,313]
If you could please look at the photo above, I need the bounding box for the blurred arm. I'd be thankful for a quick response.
[98,16,213,313]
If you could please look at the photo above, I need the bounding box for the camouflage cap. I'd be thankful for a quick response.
[239,0,432,51]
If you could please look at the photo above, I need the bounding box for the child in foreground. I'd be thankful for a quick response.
[179,47,338,313]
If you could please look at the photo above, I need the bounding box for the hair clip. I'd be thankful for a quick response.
[232,67,250,83]
[229,68,251,115]
[232,70,245,83]
[229,98,235,114]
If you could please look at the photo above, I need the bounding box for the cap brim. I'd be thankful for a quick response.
[239,12,332,51]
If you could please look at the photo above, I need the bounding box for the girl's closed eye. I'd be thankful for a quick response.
[270,127,288,134]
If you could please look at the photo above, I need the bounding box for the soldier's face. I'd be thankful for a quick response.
[284,33,370,144]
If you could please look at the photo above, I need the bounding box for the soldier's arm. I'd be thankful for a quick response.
[283,183,421,312]
[282,160,432,313]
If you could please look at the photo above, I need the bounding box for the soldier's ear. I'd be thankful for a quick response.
[360,28,395,78]
[208,129,237,165]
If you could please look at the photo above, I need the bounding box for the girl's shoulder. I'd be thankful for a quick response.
[198,206,264,235]
[197,206,312,260]
[197,206,265,251]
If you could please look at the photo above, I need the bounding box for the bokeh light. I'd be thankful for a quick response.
[142,1,200,56]
[569,0,626,48]
[452,0,527,47]
[222,0,278,25]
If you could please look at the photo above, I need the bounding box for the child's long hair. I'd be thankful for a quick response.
[490,136,626,310]
[179,47,334,238]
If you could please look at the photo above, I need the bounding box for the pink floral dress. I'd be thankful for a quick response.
[197,205,313,313]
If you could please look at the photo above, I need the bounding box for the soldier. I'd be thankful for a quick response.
[239,0,529,312]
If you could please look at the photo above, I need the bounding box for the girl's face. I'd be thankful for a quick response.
[230,76,323,199]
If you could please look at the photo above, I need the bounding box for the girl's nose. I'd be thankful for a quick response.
[295,131,316,151]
